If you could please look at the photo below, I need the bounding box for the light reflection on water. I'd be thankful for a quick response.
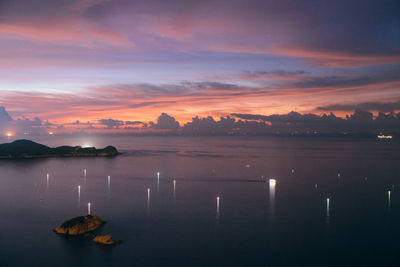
[0,135,399,266]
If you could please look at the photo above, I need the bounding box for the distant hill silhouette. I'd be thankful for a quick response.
[0,140,119,159]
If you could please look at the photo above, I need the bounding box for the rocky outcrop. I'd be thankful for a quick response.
[54,215,104,235]
[0,140,119,159]
[93,235,117,245]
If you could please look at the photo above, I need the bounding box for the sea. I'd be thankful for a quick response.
[0,135,399,266]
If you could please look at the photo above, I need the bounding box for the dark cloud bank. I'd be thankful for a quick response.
[1,106,400,137]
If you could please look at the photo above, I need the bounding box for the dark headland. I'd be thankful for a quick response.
[0,139,119,159]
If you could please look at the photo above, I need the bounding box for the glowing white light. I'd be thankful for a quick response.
[107,176,111,192]
[6,132,14,137]
[83,144,92,148]
[78,185,81,199]
[216,196,220,220]
[147,188,151,214]
[315,184,318,189]
[88,202,91,215]
[173,179,176,199]
[388,190,391,209]
[46,173,49,188]
[83,169,87,185]
[326,198,330,217]
[269,179,276,211]
[337,173,341,178]
[156,172,160,192]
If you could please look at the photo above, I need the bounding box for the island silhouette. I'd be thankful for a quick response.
[0,139,119,159]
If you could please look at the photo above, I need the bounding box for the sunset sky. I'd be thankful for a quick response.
[0,0,399,127]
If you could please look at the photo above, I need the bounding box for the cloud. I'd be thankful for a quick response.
[241,70,306,81]
[129,101,178,109]
[0,106,13,124]
[0,106,55,134]
[149,113,180,130]
[317,101,400,112]
[1,0,399,68]
[98,118,124,128]
[231,110,400,134]
[295,67,400,89]
[269,48,400,67]
[1,104,400,136]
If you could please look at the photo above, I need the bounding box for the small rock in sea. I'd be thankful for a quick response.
[93,235,117,245]
[54,215,104,235]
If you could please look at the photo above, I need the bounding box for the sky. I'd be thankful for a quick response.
[0,0,400,133]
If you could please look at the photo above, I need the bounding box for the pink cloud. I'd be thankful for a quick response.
[0,18,132,48]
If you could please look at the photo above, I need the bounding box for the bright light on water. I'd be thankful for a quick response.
[269,179,276,214]
[173,179,176,200]
[147,188,151,215]
[88,202,91,215]
[216,196,220,220]
[327,198,330,217]
[84,169,87,185]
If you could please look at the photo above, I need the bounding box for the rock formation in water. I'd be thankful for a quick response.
[54,215,104,235]
[0,139,119,159]
[93,235,117,245]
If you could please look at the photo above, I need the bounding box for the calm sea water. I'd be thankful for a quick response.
[0,135,399,266]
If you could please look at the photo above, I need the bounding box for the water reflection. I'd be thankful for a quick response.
[157,172,160,192]
[173,179,176,201]
[147,188,151,216]
[1,136,399,266]
[107,176,111,193]
[46,173,49,189]
[326,198,330,217]
[269,179,276,214]
[84,169,87,185]
[216,196,220,220]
